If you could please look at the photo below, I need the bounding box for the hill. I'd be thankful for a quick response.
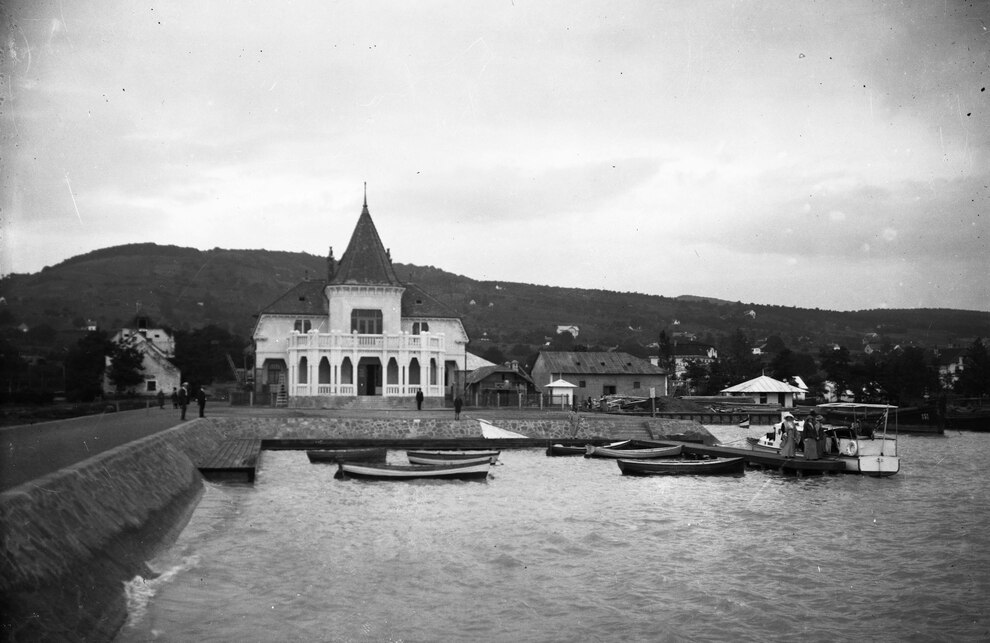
[1,244,987,357]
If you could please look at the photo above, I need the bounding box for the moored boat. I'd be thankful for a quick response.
[617,457,746,476]
[406,450,500,465]
[749,404,901,476]
[306,448,387,464]
[585,444,682,459]
[406,449,502,464]
[334,460,492,481]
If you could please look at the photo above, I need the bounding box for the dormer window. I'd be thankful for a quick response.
[412,321,429,335]
[294,319,312,333]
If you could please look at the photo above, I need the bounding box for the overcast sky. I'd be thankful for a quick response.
[2,1,988,312]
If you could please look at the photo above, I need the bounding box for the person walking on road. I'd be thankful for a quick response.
[157,389,165,409]
[454,395,463,420]
[178,382,190,420]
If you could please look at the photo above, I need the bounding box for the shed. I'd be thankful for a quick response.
[720,375,806,408]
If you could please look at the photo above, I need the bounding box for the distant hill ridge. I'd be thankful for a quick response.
[1,244,987,352]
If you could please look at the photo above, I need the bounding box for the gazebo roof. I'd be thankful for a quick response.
[547,378,577,389]
[721,374,806,394]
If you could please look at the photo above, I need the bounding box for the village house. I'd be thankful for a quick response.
[251,192,469,408]
[464,360,537,406]
[103,325,181,397]
[670,342,718,378]
[530,351,668,406]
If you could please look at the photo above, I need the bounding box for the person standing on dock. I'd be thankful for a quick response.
[415,389,424,411]
[815,413,827,455]
[196,386,207,418]
[454,395,463,420]
[178,382,190,420]
[802,413,819,460]
[780,414,797,458]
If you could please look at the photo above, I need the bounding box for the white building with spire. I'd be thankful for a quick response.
[251,191,469,408]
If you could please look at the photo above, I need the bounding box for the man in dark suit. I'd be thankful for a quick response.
[178,382,190,420]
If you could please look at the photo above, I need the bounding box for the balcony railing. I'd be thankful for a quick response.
[287,332,444,352]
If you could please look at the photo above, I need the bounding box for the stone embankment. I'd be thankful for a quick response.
[0,414,710,640]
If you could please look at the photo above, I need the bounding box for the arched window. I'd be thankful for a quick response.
[429,358,438,385]
[340,357,354,384]
[409,358,421,385]
[298,356,308,384]
[294,319,312,333]
[412,321,430,335]
[387,358,399,385]
[319,357,332,384]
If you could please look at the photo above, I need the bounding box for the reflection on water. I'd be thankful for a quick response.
[117,429,990,642]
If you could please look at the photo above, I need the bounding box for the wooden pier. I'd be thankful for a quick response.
[198,438,262,483]
[678,442,847,475]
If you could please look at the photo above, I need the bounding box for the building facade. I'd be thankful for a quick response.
[531,351,668,404]
[103,327,181,397]
[252,195,469,407]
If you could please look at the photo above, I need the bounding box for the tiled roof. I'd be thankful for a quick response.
[330,203,401,286]
[256,280,328,316]
[401,283,458,319]
[538,351,667,375]
[466,363,536,385]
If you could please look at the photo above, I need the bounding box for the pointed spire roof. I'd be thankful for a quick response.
[329,188,402,286]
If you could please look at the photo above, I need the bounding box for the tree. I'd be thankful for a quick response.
[173,325,251,385]
[683,360,710,395]
[657,330,674,373]
[106,339,145,394]
[820,346,852,401]
[955,338,990,397]
[65,330,111,401]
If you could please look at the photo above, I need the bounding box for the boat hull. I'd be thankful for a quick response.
[585,445,682,459]
[617,457,746,476]
[306,448,387,464]
[334,461,491,481]
[405,450,500,464]
[407,454,497,466]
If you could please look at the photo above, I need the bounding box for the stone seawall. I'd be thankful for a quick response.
[0,414,709,640]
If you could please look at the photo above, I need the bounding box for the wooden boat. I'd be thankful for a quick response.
[405,450,500,465]
[546,440,631,456]
[407,453,499,466]
[585,444,682,459]
[546,443,587,456]
[306,448,387,464]
[334,460,491,481]
[617,457,746,476]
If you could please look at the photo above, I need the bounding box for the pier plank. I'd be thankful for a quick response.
[198,438,262,483]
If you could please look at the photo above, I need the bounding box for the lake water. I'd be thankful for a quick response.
[116,427,990,642]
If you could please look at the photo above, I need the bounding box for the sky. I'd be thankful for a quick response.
[1,1,988,312]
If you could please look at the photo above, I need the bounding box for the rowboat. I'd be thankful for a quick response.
[334,460,491,481]
[585,444,682,459]
[546,440,630,457]
[406,450,500,465]
[306,448,387,464]
[406,451,499,464]
[617,457,746,476]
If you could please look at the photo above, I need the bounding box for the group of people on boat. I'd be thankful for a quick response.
[779,411,831,460]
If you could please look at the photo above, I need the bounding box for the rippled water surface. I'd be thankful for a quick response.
[117,429,990,642]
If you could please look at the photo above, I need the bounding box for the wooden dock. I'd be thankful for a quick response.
[198,438,262,483]
[679,442,847,475]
